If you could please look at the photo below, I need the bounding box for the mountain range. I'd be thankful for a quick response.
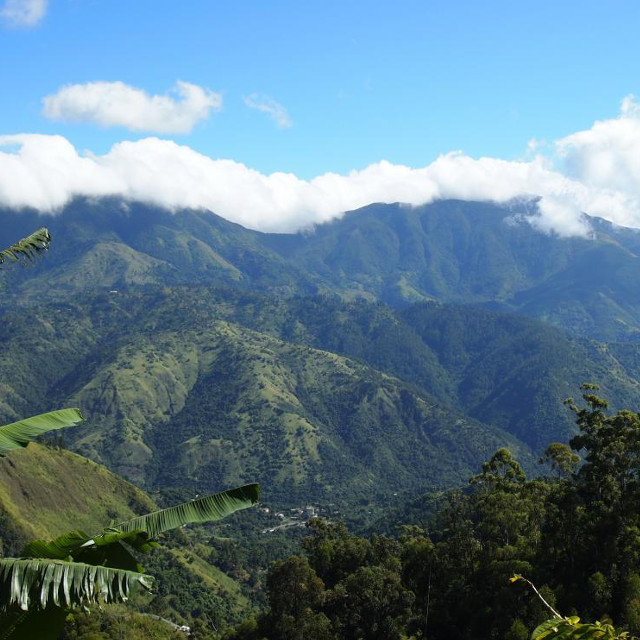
[4,197,640,340]
[2,197,640,510]
[5,196,640,630]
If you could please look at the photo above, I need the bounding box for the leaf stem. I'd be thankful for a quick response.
[514,575,563,620]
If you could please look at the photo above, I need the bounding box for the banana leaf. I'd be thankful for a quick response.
[22,529,154,559]
[0,228,51,268]
[0,409,84,458]
[0,558,153,612]
[112,483,261,538]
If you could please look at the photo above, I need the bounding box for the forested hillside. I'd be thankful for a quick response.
[4,199,640,638]
[222,388,640,639]
[0,288,531,503]
[4,198,640,339]
[0,442,264,637]
[3,278,640,509]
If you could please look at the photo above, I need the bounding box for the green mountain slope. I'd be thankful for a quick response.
[263,200,640,338]
[0,441,256,629]
[3,287,640,510]
[0,442,154,554]
[5,197,640,338]
[5,194,640,509]
[0,287,536,504]
[58,320,527,502]
[118,286,640,450]
[398,303,640,449]
[0,198,321,298]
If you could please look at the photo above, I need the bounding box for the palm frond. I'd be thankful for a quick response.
[0,558,153,612]
[112,483,260,539]
[0,409,84,458]
[0,228,51,268]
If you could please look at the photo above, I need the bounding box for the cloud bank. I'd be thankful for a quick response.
[3,97,640,235]
[0,0,47,27]
[42,81,222,134]
[244,94,292,128]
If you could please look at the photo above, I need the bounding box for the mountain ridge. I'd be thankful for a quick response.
[4,197,640,512]
[3,197,640,339]
[3,286,640,509]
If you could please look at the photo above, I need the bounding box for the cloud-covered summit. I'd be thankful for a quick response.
[2,97,640,235]
[42,81,222,134]
[553,94,640,229]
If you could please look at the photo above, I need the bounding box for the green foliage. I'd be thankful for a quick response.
[470,447,526,486]
[61,605,186,640]
[531,617,631,639]
[223,386,640,639]
[540,443,580,476]
[11,485,259,588]
[267,556,325,617]
[226,520,415,640]
[0,558,153,611]
[0,228,50,268]
[328,565,414,640]
[0,480,259,639]
[114,484,260,538]
[0,409,84,458]
[506,619,530,640]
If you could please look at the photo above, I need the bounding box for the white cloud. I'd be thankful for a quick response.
[244,94,292,128]
[1,0,47,27]
[553,95,640,228]
[42,81,222,134]
[3,97,640,235]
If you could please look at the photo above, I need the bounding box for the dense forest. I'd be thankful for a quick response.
[41,384,640,640]
[220,386,640,640]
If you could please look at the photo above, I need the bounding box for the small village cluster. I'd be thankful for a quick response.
[258,504,338,534]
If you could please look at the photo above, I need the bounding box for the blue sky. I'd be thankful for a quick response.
[2,0,640,234]
[4,0,639,175]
